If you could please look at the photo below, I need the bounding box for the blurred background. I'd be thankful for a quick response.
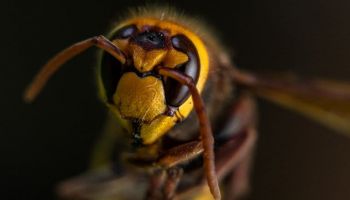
[1,0,350,199]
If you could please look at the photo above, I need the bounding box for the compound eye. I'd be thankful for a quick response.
[164,35,200,107]
[113,24,138,39]
[100,52,124,103]
[99,25,137,103]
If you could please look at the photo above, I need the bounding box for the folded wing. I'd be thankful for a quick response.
[232,70,350,137]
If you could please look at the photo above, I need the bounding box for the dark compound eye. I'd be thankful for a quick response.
[100,25,137,103]
[100,51,124,103]
[164,35,200,107]
[113,24,138,39]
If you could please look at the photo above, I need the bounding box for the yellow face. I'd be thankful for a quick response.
[97,17,210,145]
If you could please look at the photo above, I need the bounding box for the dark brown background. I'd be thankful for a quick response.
[1,0,350,199]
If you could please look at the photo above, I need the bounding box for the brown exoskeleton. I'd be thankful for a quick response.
[24,6,350,200]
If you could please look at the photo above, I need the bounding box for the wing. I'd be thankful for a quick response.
[231,69,350,137]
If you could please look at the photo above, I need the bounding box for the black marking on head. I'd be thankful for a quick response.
[133,30,166,50]
[164,35,200,107]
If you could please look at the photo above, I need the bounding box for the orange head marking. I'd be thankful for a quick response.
[97,17,210,145]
